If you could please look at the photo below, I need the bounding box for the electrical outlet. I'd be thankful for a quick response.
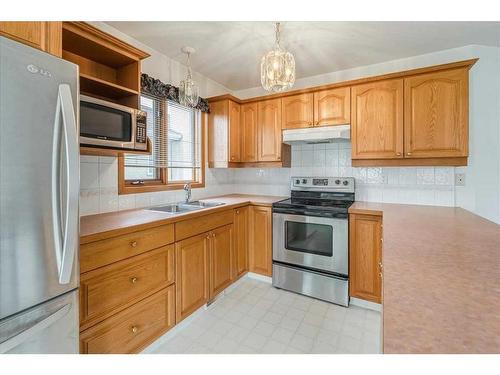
[455,173,466,186]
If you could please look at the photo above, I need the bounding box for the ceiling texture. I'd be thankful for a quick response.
[107,21,500,91]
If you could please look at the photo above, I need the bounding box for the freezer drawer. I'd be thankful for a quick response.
[0,290,78,354]
[272,263,349,307]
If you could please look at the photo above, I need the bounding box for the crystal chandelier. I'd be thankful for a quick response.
[261,22,296,93]
[179,46,199,108]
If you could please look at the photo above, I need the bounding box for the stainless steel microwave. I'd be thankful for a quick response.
[80,95,147,151]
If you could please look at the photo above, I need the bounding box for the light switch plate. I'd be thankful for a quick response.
[455,173,466,186]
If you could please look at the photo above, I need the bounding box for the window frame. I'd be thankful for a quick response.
[118,98,206,195]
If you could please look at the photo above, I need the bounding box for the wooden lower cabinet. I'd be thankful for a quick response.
[349,213,383,303]
[209,224,234,299]
[80,285,175,354]
[249,206,273,276]
[233,207,249,279]
[175,232,210,322]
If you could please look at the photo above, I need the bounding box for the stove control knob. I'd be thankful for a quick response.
[295,179,300,184]
[302,179,307,184]
[335,179,341,185]
[342,180,349,186]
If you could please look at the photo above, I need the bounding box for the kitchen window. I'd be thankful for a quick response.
[119,95,205,194]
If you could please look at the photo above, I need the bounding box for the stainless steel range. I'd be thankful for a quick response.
[272,176,355,307]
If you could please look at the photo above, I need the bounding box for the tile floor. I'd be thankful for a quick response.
[146,277,382,354]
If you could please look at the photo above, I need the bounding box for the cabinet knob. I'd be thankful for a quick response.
[212,233,216,238]
[206,235,210,239]
[406,152,412,156]
[378,262,383,269]
[230,156,235,161]
[130,241,138,248]
[277,156,281,160]
[396,152,401,156]
[379,272,383,278]
[236,209,239,214]
[130,277,138,284]
[131,326,138,334]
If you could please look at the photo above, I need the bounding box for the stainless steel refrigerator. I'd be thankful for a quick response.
[0,36,80,354]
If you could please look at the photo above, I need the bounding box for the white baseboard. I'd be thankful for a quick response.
[246,272,272,284]
[350,297,382,312]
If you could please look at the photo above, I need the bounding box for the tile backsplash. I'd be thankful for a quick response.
[80,142,455,216]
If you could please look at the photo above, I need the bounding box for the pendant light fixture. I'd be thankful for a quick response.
[179,46,199,108]
[261,22,296,93]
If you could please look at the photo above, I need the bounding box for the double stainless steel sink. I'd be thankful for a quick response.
[147,200,225,215]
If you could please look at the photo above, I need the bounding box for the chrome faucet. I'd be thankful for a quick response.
[183,183,192,203]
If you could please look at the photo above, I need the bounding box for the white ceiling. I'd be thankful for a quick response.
[107,21,500,91]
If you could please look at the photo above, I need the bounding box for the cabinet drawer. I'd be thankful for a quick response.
[80,224,174,273]
[80,285,175,354]
[175,210,233,241]
[80,245,174,329]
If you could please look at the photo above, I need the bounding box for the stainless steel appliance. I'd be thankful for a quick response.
[80,95,147,151]
[0,37,79,353]
[272,177,355,306]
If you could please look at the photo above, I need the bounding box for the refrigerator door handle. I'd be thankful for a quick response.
[51,84,79,285]
[0,304,71,353]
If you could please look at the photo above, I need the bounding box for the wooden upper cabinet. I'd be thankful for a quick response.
[249,206,272,277]
[233,207,249,279]
[209,224,234,299]
[349,213,382,304]
[257,98,282,162]
[351,79,404,159]
[175,232,210,322]
[208,100,229,167]
[228,101,241,162]
[314,87,350,126]
[281,93,314,129]
[241,103,258,162]
[404,68,468,158]
[0,22,62,57]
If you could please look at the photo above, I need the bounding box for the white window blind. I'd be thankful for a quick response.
[124,95,202,183]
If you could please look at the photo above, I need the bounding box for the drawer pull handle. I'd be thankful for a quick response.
[131,326,138,334]
[130,241,138,248]
[130,277,138,284]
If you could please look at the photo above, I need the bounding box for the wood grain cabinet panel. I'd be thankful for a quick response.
[233,207,249,279]
[349,214,382,303]
[175,209,233,241]
[351,79,404,160]
[313,87,350,126]
[80,245,174,330]
[281,93,314,129]
[257,98,282,162]
[0,21,62,56]
[80,224,174,273]
[175,232,210,322]
[80,285,175,354]
[228,100,241,162]
[241,103,258,162]
[207,100,229,166]
[209,224,234,299]
[404,68,468,158]
[249,206,272,276]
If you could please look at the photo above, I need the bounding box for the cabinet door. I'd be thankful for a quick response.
[228,100,241,162]
[249,206,272,276]
[209,224,234,299]
[233,207,249,279]
[207,100,228,166]
[241,103,258,162]
[0,22,61,57]
[175,232,210,322]
[351,79,404,159]
[257,98,282,162]
[349,214,382,303]
[314,87,350,126]
[404,68,468,158]
[281,93,314,129]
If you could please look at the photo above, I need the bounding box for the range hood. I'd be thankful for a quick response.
[282,125,350,145]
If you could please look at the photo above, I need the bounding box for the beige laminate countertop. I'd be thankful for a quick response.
[80,194,286,244]
[349,201,500,353]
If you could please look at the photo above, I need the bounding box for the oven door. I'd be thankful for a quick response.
[79,95,136,149]
[273,213,348,276]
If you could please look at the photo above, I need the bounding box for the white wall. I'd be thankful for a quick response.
[79,22,235,216]
[232,45,500,224]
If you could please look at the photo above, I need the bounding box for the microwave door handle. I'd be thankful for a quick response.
[51,84,79,285]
